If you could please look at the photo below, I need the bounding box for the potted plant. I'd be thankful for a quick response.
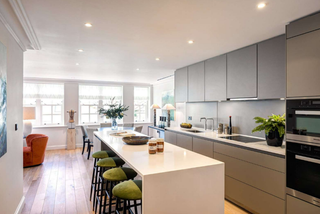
[98,97,129,130]
[252,114,285,147]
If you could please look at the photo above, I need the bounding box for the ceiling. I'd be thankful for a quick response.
[22,0,320,84]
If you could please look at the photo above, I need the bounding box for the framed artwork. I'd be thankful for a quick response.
[162,90,174,121]
[0,41,7,158]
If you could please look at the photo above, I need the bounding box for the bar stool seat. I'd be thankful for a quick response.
[113,180,142,200]
[97,157,125,168]
[103,167,137,181]
[92,150,116,159]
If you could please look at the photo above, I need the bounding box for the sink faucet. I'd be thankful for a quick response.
[206,118,214,131]
[200,117,207,130]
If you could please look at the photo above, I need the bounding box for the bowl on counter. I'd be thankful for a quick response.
[122,136,151,145]
[180,123,192,129]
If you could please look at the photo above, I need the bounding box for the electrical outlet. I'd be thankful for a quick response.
[188,116,192,120]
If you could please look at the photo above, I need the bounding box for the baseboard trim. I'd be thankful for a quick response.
[14,196,25,214]
[46,144,83,150]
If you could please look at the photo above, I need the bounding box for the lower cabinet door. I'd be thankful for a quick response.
[287,195,320,214]
[176,134,193,150]
[164,131,177,145]
[192,137,214,158]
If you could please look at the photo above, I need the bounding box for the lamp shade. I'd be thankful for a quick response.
[150,104,161,109]
[23,107,36,120]
[162,104,176,110]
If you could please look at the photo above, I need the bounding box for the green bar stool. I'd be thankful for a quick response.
[101,167,138,214]
[95,157,125,214]
[113,180,142,214]
[90,151,116,206]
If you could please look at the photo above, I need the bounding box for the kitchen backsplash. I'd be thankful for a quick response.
[186,102,218,130]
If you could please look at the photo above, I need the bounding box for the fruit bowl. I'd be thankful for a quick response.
[180,123,192,129]
[122,136,151,145]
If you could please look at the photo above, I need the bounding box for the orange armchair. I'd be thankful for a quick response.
[23,134,48,167]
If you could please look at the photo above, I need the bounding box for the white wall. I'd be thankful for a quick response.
[0,16,24,214]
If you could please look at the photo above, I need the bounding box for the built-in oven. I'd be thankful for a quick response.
[286,99,320,143]
[286,141,320,207]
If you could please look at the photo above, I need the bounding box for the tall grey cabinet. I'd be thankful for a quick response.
[174,67,188,103]
[204,55,227,101]
[227,45,257,99]
[188,62,204,102]
[258,35,286,99]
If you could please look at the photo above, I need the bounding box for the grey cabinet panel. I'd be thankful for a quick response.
[176,133,192,150]
[188,62,204,102]
[214,142,285,172]
[214,152,285,199]
[287,195,320,214]
[287,29,320,97]
[204,55,227,101]
[175,67,188,103]
[192,137,214,158]
[226,176,285,214]
[164,131,177,145]
[227,45,257,98]
[258,35,286,99]
[286,12,320,39]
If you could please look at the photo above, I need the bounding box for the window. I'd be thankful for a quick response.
[23,83,64,125]
[134,87,150,122]
[79,85,123,124]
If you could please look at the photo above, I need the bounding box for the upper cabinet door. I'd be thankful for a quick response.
[188,62,205,102]
[175,67,188,103]
[204,55,227,101]
[258,35,286,99]
[227,45,257,99]
[287,29,320,98]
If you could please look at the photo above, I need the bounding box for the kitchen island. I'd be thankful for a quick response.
[93,130,225,214]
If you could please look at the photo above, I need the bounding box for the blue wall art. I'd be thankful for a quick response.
[0,41,7,158]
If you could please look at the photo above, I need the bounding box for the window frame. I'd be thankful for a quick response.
[134,86,150,123]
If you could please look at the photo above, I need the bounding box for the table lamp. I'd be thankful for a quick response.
[162,104,176,127]
[150,104,160,127]
[23,107,36,138]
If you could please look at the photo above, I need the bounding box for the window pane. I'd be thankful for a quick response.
[81,115,89,123]
[42,98,63,105]
[90,114,98,123]
[23,98,36,106]
[80,99,99,105]
[90,106,98,114]
[81,106,89,114]
[53,106,61,114]
[42,106,52,114]
[42,115,51,124]
[53,115,61,124]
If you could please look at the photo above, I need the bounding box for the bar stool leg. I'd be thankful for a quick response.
[93,164,100,211]
[90,158,97,201]
[108,181,114,214]
[134,200,138,214]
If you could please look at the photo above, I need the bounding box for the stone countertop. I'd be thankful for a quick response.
[165,127,286,158]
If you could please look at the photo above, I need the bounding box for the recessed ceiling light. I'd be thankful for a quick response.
[78,49,84,52]
[155,58,160,61]
[136,68,140,71]
[76,63,79,66]
[188,40,194,44]
[85,23,92,27]
[257,3,266,9]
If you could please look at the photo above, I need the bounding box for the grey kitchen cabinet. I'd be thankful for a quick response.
[226,176,285,214]
[164,131,177,145]
[227,45,257,98]
[176,133,193,150]
[188,62,205,102]
[204,55,227,101]
[174,67,188,103]
[192,137,214,158]
[258,35,286,99]
[287,195,320,214]
[287,29,320,97]
[286,12,320,39]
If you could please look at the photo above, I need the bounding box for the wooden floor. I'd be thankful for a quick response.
[22,149,249,214]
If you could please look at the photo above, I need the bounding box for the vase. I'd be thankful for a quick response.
[111,118,118,130]
[266,130,284,147]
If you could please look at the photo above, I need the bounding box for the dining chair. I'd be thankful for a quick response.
[100,123,111,128]
[80,125,93,159]
[134,126,143,133]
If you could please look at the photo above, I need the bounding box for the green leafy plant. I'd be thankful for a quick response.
[98,97,129,120]
[252,114,286,137]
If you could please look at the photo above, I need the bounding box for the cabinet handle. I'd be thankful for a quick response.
[295,155,320,165]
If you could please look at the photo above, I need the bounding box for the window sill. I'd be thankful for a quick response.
[33,125,68,129]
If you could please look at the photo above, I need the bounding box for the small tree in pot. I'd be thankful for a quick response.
[252,114,285,147]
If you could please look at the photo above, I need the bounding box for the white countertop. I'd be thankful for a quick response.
[166,127,286,157]
[94,130,224,176]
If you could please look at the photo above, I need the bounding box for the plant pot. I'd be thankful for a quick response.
[266,130,284,147]
[111,118,118,130]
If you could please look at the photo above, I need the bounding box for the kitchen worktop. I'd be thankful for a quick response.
[165,127,286,158]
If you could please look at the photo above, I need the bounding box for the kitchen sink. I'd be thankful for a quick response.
[185,130,204,133]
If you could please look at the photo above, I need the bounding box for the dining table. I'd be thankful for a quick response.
[93,129,225,214]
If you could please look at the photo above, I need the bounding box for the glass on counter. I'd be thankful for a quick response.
[148,138,157,154]
[157,138,164,153]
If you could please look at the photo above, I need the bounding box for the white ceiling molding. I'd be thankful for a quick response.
[0,11,26,51]
[9,0,41,50]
